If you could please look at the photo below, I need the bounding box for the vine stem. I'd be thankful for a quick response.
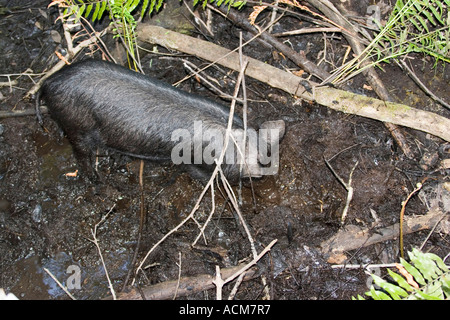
[399,182,423,259]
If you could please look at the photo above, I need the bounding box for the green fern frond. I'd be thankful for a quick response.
[357,248,449,300]
[61,0,246,22]
[332,0,450,84]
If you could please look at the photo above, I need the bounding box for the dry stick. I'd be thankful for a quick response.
[218,164,271,300]
[0,106,48,119]
[215,5,331,81]
[0,80,18,91]
[192,184,215,246]
[268,0,280,34]
[180,59,242,103]
[173,252,182,300]
[213,265,225,300]
[43,268,76,300]
[25,26,110,100]
[272,27,342,37]
[331,262,397,270]
[419,212,449,252]
[228,272,246,300]
[113,263,257,300]
[399,182,423,258]
[320,206,446,260]
[182,0,214,37]
[324,159,358,224]
[238,32,253,209]
[90,205,117,300]
[212,239,278,300]
[397,59,450,110]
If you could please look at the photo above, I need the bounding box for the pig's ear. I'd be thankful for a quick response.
[259,120,285,140]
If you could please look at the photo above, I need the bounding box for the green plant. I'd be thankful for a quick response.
[355,248,450,300]
[332,0,450,84]
[55,0,163,22]
[56,0,245,22]
[52,0,246,63]
[52,0,144,63]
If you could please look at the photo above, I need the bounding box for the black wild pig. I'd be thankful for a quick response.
[36,59,284,182]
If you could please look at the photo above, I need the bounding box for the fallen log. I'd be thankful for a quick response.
[320,207,448,264]
[108,264,257,300]
[137,25,450,142]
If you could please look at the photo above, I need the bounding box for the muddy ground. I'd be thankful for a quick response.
[0,0,449,300]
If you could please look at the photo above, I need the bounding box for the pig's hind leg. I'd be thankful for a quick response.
[67,130,103,183]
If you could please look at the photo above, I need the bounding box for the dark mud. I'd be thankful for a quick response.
[0,0,449,300]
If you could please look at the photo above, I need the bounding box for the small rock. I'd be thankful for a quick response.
[32,204,42,223]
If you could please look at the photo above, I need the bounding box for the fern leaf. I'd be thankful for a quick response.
[409,248,443,282]
[366,286,392,300]
[85,3,93,18]
[91,1,101,22]
[412,289,443,300]
[400,257,426,286]
[426,252,449,272]
[76,3,86,21]
[387,269,415,292]
[155,0,164,11]
[98,0,108,20]
[371,274,409,300]
[356,249,450,300]
[140,0,149,19]
[422,8,437,27]
[428,3,444,24]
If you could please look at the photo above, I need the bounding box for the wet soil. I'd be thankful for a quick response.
[0,0,449,300]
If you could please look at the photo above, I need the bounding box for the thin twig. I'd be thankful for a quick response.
[213,239,278,300]
[268,0,279,34]
[398,59,450,110]
[25,25,110,100]
[272,27,341,37]
[182,0,214,37]
[331,262,397,269]
[228,272,246,300]
[213,265,225,300]
[173,252,182,300]
[192,184,215,246]
[90,205,117,300]
[324,158,358,224]
[399,182,423,258]
[419,212,449,251]
[181,59,243,103]
[43,268,76,300]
